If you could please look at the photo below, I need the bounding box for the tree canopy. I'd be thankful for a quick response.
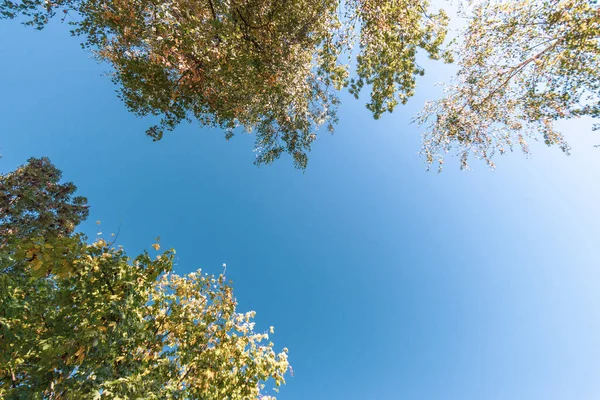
[0,157,89,243]
[1,0,451,168]
[416,0,600,170]
[2,0,598,169]
[0,158,289,399]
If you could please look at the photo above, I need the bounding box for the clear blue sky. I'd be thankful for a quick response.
[2,16,600,400]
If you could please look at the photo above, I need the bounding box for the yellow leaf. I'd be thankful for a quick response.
[74,346,86,364]
[152,243,160,251]
[32,260,44,272]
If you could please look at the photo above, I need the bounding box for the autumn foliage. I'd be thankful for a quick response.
[0,158,289,398]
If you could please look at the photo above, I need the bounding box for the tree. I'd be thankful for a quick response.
[4,1,597,170]
[1,0,451,168]
[0,158,290,399]
[416,0,600,170]
[0,157,88,243]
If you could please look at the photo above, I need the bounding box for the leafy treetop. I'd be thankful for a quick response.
[416,0,600,170]
[0,157,88,244]
[0,158,289,399]
[1,0,451,169]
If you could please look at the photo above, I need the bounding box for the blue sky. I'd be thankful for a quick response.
[2,16,600,400]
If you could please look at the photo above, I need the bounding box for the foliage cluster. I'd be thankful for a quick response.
[0,158,289,399]
[2,0,451,168]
